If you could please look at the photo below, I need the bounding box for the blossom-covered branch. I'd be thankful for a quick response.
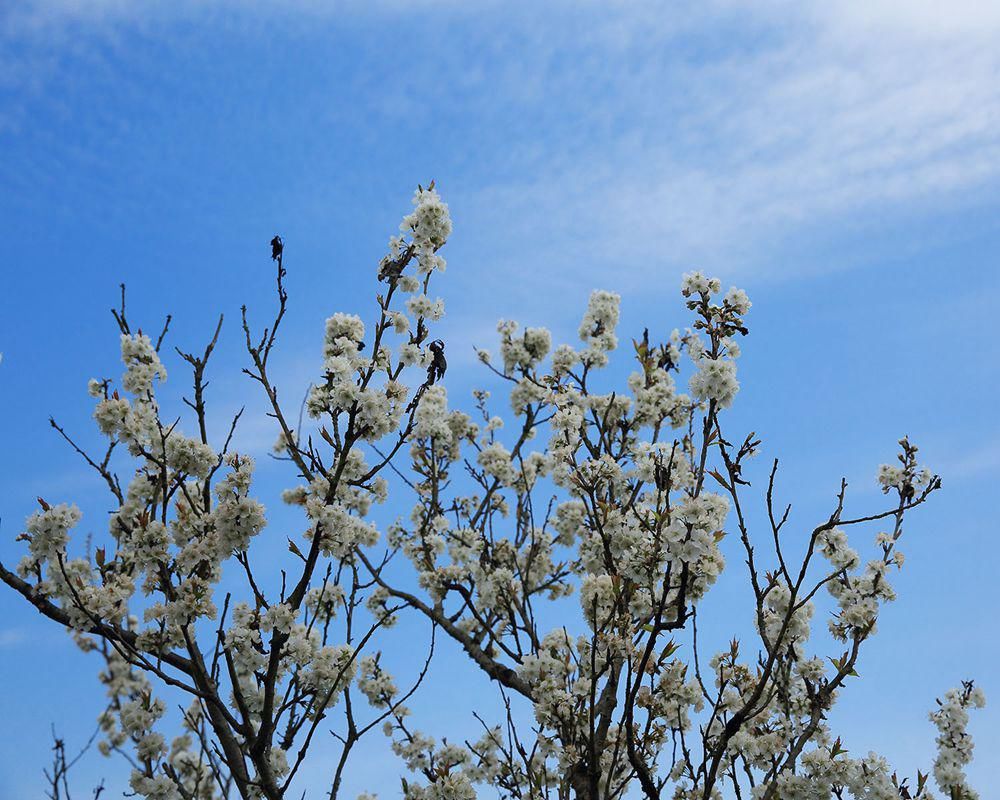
[2,185,984,800]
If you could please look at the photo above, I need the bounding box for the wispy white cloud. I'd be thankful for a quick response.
[443,1,1000,285]
[0,628,27,649]
[928,437,1000,485]
[3,0,998,284]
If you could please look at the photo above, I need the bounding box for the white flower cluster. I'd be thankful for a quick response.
[680,271,721,297]
[357,654,399,709]
[759,581,815,657]
[414,385,451,441]
[19,502,80,571]
[305,498,379,559]
[682,272,748,410]
[578,289,620,367]
[634,659,704,732]
[627,353,688,429]
[517,629,589,729]
[211,453,267,554]
[406,293,446,322]
[579,573,618,628]
[930,683,985,799]
[498,320,552,374]
[309,314,410,442]
[120,332,168,395]
[400,184,452,275]
[92,333,171,456]
[877,462,935,494]
[747,748,905,800]
[476,441,516,485]
[688,357,739,409]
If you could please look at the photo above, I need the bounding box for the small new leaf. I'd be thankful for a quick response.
[707,469,731,491]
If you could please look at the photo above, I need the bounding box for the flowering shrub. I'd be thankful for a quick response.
[1,185,984,800]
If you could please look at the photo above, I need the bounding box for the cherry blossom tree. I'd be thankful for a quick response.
[1,186,984,800]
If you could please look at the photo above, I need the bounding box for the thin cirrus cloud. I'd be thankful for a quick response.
[3,0,999,284]
[447,1,1000,286]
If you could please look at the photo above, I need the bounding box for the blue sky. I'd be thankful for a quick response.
[1,1,998,797]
